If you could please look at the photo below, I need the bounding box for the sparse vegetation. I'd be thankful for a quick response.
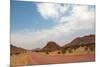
[84,46,88,51]
[68,48,72,53]
[73,46,77,50]
[89,45,95,51]
[15,53,20,55]
[35,51,39,52]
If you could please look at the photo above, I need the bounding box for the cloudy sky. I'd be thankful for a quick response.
[11,0,95,50]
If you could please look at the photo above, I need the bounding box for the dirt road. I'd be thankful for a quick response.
[29,53,95,65]
[11,53,95,66]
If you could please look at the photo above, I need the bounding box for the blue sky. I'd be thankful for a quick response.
[11,0,95,49]
[11,1,57,32]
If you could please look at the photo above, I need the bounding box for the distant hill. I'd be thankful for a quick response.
[63,34,95,48]
[11,34,95,53]
[26,34,95,52]
[32,48,42,52]
[10,45,27,55]
[42,41,61,52]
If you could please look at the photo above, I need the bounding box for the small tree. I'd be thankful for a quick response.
[84,46,88,51]
[15,52,20,55]
[90,45,95,52]
[57,51,61,54]
[62,49,66,54]
[46,51,49,54]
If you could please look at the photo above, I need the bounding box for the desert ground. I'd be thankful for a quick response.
[11,50,95,66]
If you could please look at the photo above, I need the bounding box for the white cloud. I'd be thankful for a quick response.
[11,3,95,50]
[36,3,69,19]
[60,5,95,30]
[36,3,59,19]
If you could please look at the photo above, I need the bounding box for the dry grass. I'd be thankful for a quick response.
[11,46,95,66]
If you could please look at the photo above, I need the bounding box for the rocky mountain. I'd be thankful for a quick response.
[42,41,61,52]
[63,34,95,48]
[10,45,27,55]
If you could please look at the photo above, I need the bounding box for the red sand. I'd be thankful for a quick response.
[28,53,95,65]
